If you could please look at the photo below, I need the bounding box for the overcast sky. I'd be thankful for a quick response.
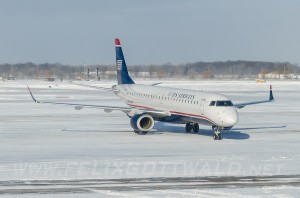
[0,0,300,65]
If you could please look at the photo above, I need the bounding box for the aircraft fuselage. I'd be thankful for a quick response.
[113,84,238,128]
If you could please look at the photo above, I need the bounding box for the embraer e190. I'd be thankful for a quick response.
[28,39,274,140]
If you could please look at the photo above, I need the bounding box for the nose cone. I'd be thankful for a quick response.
[224,109,238,127]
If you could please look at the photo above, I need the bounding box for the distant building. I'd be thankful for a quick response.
[45,77,55,81]
[258,72,299,79]
[284,73,299,79]
[75,77,83,81]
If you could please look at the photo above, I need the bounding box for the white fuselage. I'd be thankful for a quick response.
[113,84,238,128]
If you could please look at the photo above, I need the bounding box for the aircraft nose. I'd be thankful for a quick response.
[224,110,238,127]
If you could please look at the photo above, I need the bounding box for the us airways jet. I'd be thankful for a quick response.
[28,38,274,140]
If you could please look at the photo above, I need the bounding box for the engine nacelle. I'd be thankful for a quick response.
[130,114,155,132]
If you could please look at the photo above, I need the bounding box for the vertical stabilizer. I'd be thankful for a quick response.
[115,38,135,84]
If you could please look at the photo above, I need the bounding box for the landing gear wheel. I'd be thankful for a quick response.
[134,130,148,135]
[193,123,199,133]
[213,126,222,140]
[185,123,193,133]
[213,134,218,140]
[213,133,222,140]
[140,131,148,135]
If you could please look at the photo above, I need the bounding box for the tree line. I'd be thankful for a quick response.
[0,61,299,80]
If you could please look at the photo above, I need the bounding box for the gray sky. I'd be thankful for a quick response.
[0,0,300,65]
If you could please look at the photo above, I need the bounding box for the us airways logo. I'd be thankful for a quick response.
[117,60,123,71]
[117,60,122,71]
[168,92,196,100]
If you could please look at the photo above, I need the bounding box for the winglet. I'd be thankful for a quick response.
[269,85,274,101]
[27,85,38,103]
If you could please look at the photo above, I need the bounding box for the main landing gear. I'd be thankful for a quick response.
[212,126,222,140]
[185,123,199,133]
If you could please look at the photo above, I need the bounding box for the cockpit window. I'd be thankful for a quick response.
[209,101,216,106]
[216,100,233,107]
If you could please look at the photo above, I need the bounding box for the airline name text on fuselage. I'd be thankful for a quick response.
[168,92,195,100]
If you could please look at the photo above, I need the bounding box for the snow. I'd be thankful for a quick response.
[0,80,300,197]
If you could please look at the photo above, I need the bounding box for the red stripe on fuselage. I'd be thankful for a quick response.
[170,111,216,125]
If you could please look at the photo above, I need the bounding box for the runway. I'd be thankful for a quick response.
[1,175,300,195]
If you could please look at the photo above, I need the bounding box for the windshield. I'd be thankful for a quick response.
[216,100,233,107]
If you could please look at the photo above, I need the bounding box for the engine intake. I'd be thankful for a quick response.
[130,114,154,132]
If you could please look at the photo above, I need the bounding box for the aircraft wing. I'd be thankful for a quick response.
[149,82,162,86]
[27,86,169,117]
[233,85,274,109]
[71,82,161,90]
[71,82,112,91]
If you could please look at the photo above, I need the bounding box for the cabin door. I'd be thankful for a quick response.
[200,99,206,115]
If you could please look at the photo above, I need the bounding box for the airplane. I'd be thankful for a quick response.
[27,38,275,140]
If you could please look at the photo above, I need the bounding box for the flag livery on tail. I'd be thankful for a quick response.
[115,38,135,85]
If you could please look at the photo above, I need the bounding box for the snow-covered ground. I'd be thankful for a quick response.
[0,80,300,197]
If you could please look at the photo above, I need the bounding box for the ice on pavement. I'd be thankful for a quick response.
[0,80,300,197]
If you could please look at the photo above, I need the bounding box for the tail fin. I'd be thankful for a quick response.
[115,38,135,85]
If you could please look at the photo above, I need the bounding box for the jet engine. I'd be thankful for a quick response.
[130,114,155,132]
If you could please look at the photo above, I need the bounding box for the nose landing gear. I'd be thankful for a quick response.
[212,126,222,140]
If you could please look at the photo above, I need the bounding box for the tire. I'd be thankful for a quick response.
[213,134,218,140]
[185,123,193,133]
[140,131,148,135]
[193,123,199,133]
[213,134,222,140]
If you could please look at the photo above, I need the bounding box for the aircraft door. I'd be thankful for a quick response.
[200,99,206,115]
